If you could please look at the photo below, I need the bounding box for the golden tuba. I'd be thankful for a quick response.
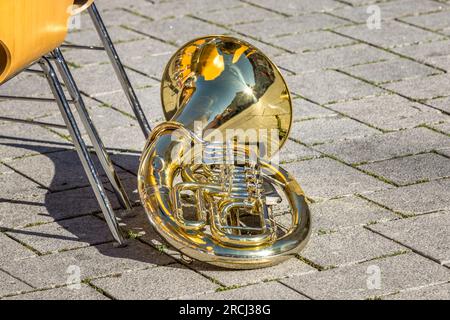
[138,36,311,269]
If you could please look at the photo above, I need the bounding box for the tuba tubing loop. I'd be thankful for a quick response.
[138,122,311,269]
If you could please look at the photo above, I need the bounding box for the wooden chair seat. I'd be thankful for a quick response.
[0,0,94,84]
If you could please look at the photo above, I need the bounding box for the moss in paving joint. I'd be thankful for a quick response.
[121,25,179,48]
[188,14,291,54]
[215,284,244,293]
[4,233,43,256]
[331,29,448,74]
[421,124,450,138]
[46,127,72,142]
[23,221,47,228]
[316,152,399,187]
[395,18,450,39]
[155,244,168,253]
[84,279,117,299]
[239,0,290,17]
[121,8,154,21]
[355,167,399,187]
[362,250,410,264]
[301,41,360,54]
[356,194,409,218]
[125,229,143,240]
[295,255,325,271]
[317,229,337,236]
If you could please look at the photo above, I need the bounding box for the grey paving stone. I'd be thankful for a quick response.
[364,179,450,215]
[278,140,319,163]
[95,0,149,11]
[189,282,308,300]
[271,31,357,53]
[0,270,32,298]
[340,0,379,5]
[6,215,114,255]
[290,117,380,145]
[275,44,395,74]
[384,282,450,300]
[70,63,157,97]
[336,21,444,48]
[93,7,151,28]
[426,96,450,113]
[0,240,175,288]
[359,153,450,185]
[301,227,407,268]
[280,253,450,300]
[342,59,440,84]
[368,211,450,265]
[195,5,282,26]
[383,74,450,100]
[237,35,287,57]
[328,95,448,131]
[0,122,69,161]
[87,86,165,124]
[332,0,447,23]
[438,149,450,158]
[65,25,143,46]
[62,46,115,68]
[394,39,450,63]
[41,104,139,134]
[64,37,176,67]
[400,10,450,32]
[110,152,140,175]
[310,196,397,233]
[316,127,450,164]
[288,70,384,104]
[0,99,57,120]
[246,0,344,15]
[0,233,36,262]
[130,0,243,20]
[95,124,147,151]
[5,150,104,192]
[91,264,219,300]
[40,113,147,152]
[124,52,172,78]
[292,98,337,121]
[432,121,450,135]
[114,38,176,61]
[426,54,450,71]
[283,157,391,200]
[133,16,229,47]
[194,257,316,287]
[0,186,117,229]
[232,14,348,40]
[2,284,109,300]
[0,73,53,98]
[0,165,41,197]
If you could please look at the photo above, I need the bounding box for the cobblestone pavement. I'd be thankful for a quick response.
[1,0,450,300]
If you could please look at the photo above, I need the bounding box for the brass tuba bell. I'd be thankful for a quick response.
[138,35,311,269]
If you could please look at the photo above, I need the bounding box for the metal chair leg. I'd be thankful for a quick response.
[88,3,151,139]
[39,57,126,246]
[52,48,132,212]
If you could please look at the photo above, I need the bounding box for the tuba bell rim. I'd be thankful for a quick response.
[159,34,294,155]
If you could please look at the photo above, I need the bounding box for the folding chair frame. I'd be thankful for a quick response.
[0,3,152,246]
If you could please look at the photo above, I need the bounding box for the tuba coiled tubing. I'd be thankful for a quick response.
[138,36,311,269]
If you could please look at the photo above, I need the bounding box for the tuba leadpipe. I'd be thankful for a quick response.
[138,36,311,269]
